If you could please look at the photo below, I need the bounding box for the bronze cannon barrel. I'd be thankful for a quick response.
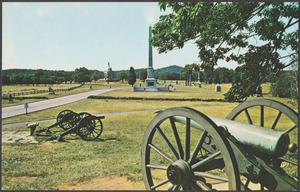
[173,115,290,157]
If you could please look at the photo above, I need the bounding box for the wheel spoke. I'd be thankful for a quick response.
[170,117,184,159]
[284,124,297,134]
[260,106,264,127]
[243,179,250,190]
[188,131,208,164]
[173,185,181,190]
[191,151,221,170]
[196,180,211,190]
[150,179,169,190]
[148,143,174,163]
[278,157,298,166]
[271,111,282,130]
[185,118,191,161]
[156,126,179,160]
[244,109,253,124]
[146,164,168,170]
[194,171,228,182]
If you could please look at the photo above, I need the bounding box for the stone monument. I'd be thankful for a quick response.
[145,26,157,89]
[215,83,221,92]
[104,62,114,82]
[133,26,169,92]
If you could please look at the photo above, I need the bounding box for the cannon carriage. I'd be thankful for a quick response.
[141,99,298,190]
[32,110,104,142]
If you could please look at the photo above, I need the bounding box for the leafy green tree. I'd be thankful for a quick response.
[72,67,90,83]
[91,72,100,82]
[116,71,128,83]
[180,64,197,85]
[270,73,292,98]
[203,69,214,84]
[139,69,147,82]
[152,2,298,101]
[128,67,136,86]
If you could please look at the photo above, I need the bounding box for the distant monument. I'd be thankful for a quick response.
[8,93,13,103]
[104,62,114,82]
[215,83,221,92]
[133,26,169,92]
[49,87,55,94]
[145,26,157,89]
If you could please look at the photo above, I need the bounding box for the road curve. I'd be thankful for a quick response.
[2,88,119,119]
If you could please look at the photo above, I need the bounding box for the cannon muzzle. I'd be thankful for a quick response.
[173,115,290,157]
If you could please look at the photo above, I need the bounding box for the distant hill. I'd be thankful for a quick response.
[155,65,182,74]
[114,65,183,75]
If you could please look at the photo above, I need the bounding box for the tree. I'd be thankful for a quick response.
[91,72,100,82]
[116,71,128,83]
[152,2,298,101]
[289,58,298,101]
[139,69,147,82]
[128,67,136,86]
[270,73,292,98]
[180,64,197,85]
[72,67,90,83]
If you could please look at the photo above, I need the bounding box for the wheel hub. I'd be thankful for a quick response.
[167,160,192,185]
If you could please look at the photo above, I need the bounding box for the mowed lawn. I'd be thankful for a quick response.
[2,82,298,190]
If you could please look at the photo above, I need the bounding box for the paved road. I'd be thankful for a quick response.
[2,88,119,119]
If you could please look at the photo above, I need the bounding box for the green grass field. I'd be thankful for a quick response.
[2,82,298,190]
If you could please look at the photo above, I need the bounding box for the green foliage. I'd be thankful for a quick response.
[2,69,72,85]
[224,64,262,102]
[158,72,181,80]
[270,71,298,99]
[127,67,136,86]
[72,67,90,83]
[152,2,298,101]
[116,71,128,83]
[90,72,100,82]
[138,69,147,82]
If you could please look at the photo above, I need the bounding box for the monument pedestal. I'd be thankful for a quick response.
[145,78,156,88]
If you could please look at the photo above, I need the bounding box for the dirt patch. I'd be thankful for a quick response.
[2,131,38,144]
[7,176,38,181]
[57,176,145,190]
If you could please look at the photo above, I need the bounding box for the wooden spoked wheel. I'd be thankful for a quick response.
[57,110,76,130]
[226,99,298,190]
[69,112,92,137]
[141,107,240,190]
[77,115,103,141]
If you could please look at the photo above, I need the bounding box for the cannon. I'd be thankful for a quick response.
[141,99,298,190]
[36,110,78,134]
[47,114,104,142]
[35,110,104,142]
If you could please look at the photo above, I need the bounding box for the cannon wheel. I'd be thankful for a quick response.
[141,107,240,190]
[226,99,298,190]
[77,115,103,141]
[57,110,76,130]
[68,112,92,137]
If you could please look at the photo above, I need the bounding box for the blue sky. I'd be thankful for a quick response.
[4,2,296,72]
[3,2,208,71]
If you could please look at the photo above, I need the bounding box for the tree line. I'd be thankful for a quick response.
[2,68,104,85]
[3,65,297,101]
